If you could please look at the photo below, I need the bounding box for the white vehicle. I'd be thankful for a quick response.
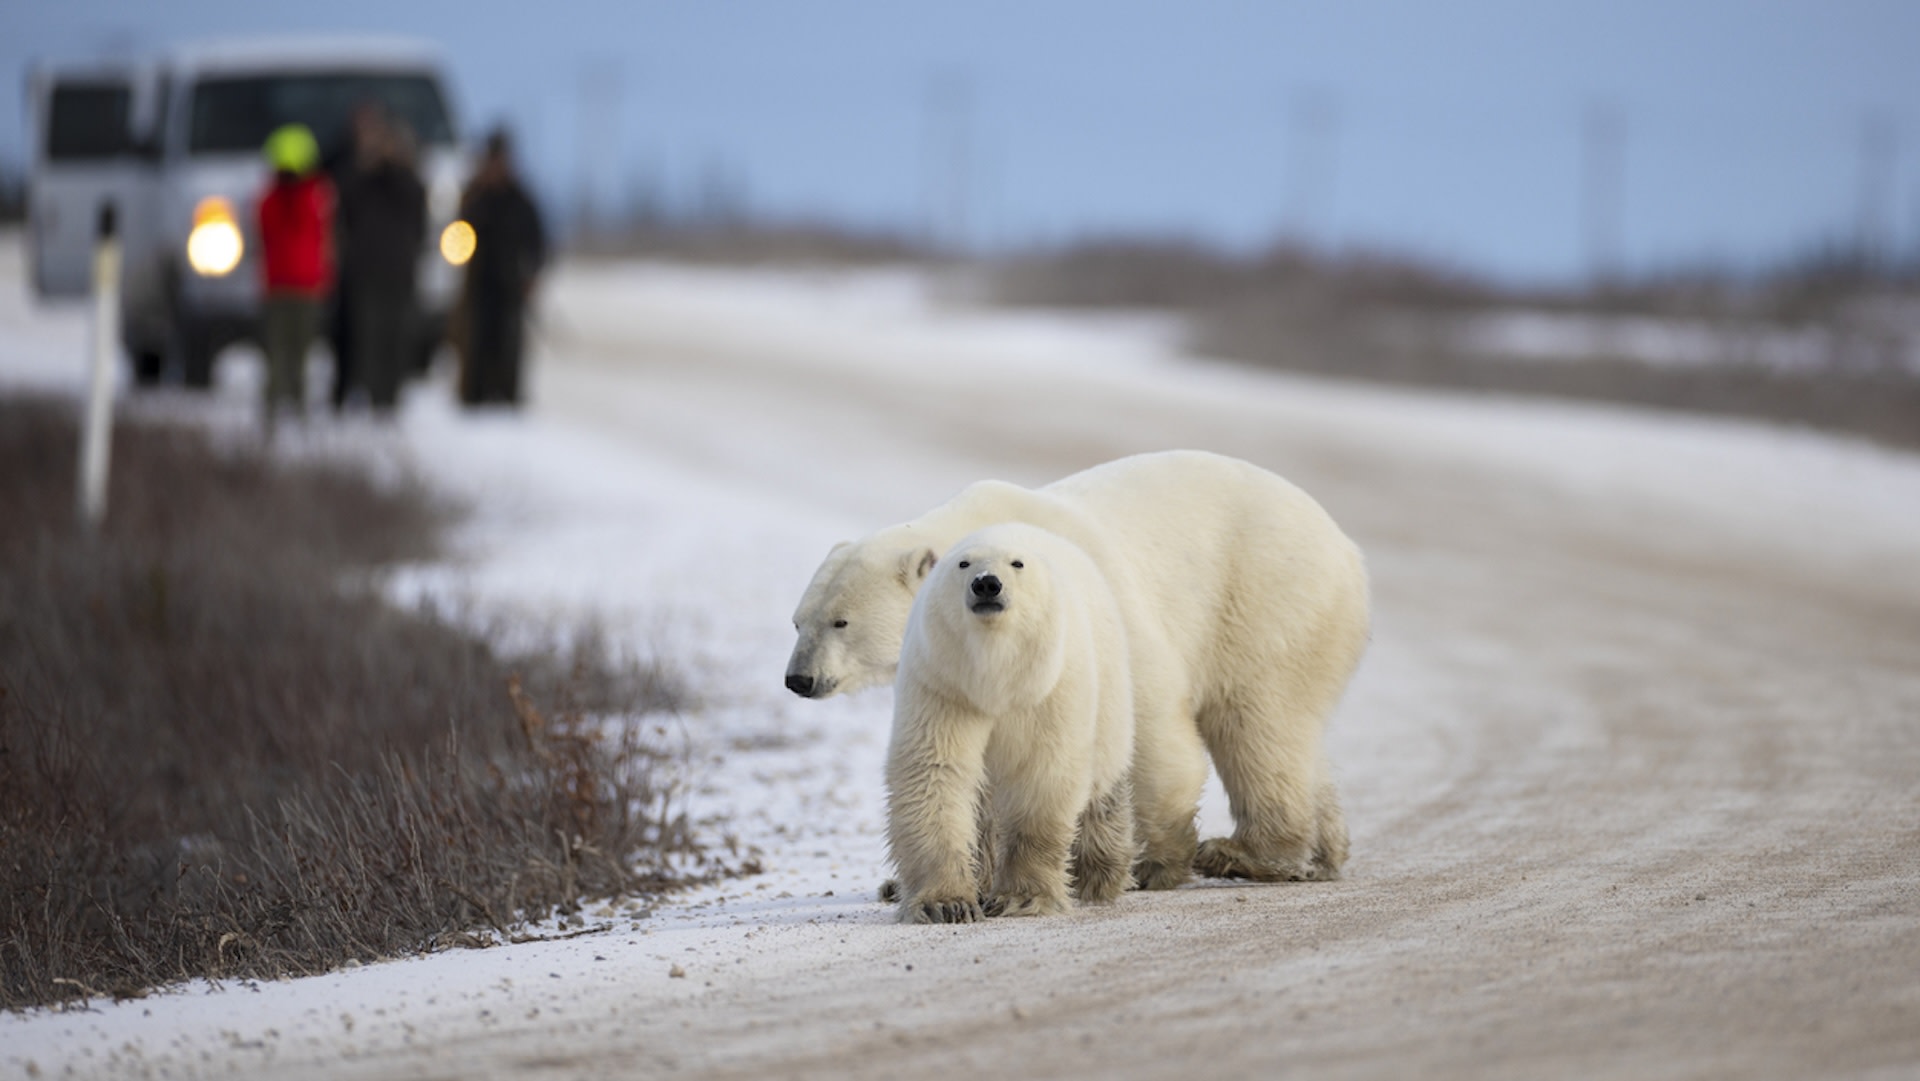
[26,37,473,387]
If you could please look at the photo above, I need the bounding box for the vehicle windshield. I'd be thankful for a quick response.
[187,72,455,157]
[45,81,132,161]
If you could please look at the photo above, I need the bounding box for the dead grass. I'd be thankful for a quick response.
[0,397,721,1010]
[987,238,1920,451]
[1196,291,1920,449]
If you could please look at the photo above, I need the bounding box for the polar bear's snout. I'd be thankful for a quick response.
[969,574,1006,614]
[782,641,837,698]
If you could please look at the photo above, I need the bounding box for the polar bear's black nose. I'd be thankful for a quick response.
[971,574,1002,598]
[785,673,816,697]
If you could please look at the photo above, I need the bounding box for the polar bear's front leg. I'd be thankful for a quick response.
[983,780,1081,917]
[886,707,992,924]
[983,823,1074,917]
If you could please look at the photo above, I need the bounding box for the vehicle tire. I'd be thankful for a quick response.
[162,264,219,391]
[407,332,432,378]
[410,313,445,377]
[173,317,216,390]
[130,350,165,387]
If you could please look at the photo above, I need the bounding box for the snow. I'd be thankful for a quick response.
[1455,305,1920,376]
[3,235,1919,1078]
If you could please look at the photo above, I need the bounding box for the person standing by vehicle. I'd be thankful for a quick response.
[458,127,545,407]
[255,123,335,431]
[323,100,388,411]
[338,116,426,413]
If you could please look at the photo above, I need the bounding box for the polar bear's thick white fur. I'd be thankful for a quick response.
[788,450,1368,887]
[886,523,1135,924]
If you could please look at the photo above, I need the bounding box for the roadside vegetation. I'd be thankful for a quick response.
[0,397,718,1011]
[984,238,1920,450]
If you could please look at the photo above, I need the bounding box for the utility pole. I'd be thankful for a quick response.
[1912,183,1920,271]
[1582,103,1626,286]
[1282,87,1341,250]
[574,59,622,244]
[1855,110,1897,269]
[923,71,972,256]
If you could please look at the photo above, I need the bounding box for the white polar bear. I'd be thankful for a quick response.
[886,523,1135,924]
[787,450,1368,888]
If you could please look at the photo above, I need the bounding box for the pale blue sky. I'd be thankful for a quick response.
[6,0,1918,282]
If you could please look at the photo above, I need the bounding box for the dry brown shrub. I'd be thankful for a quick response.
[0,397,720,1010]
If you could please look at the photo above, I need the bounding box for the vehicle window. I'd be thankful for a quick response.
[187,72,455,157]
[46,81,133,161]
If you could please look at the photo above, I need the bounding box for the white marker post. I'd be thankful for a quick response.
[78,205,120,533]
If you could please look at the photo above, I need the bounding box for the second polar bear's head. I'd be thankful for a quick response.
[786,536,938,699]
[902,523,1074,711]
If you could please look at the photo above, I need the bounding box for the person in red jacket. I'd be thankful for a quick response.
[255,123,335,429]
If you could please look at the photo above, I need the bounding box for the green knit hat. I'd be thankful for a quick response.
[263,123,320,175]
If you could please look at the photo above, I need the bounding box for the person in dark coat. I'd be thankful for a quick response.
[458,127,546,407]
[337,118,426,412]
[324,101,387,411]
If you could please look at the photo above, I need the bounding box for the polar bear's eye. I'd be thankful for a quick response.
[1011,560,1024,569]
[832,619,848,629]
[957,561,970,569]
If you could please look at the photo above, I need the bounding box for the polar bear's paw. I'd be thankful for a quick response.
[1072,861,1133,904]
[1132,858,1193,892]
[877,878,901,903]
[1194,838,1327,882]
[904,895,984,924]
[983,892,1071,918]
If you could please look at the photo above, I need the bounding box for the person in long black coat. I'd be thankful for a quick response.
[324,101,388,411]
[337,120,426,412]
[458,128,546,407]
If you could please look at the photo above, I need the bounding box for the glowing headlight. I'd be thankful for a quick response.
[186,197,244,277]
[439,220,476,266]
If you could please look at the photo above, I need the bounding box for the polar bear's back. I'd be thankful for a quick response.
[1045,450,1369,687]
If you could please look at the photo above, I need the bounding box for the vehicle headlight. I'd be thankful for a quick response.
[186,197,244,277]
[439,220,476,267]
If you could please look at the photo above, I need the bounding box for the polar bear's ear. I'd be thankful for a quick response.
[898,548,938,587]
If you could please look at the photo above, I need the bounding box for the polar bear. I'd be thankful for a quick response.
[788,450,1367,888]
[886,523,1135,923]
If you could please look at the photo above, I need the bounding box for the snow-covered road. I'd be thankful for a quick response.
[5,249,1919,1079]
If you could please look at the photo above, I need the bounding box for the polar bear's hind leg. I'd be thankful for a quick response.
[1192,689,1324,882]
[1071,779,1136,904]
